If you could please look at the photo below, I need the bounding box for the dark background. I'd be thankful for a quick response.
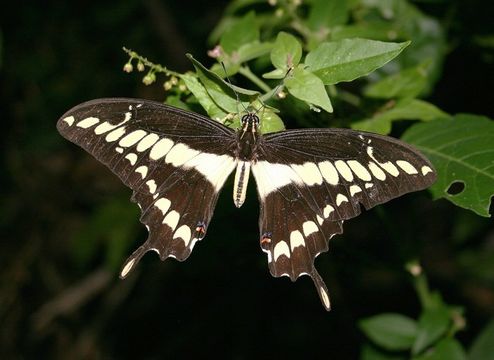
[1,0,493,358]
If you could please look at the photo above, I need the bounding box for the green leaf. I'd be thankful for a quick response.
[236,41,273,63]
[179,73,228,121]
[187,54,258,114]
[352,99,449,135]
[332,23,406,42]
[412,338,466,360]
[259,108,285,134]
[402,114,494,217]
[220,11,259,54]
[263,68,286,79]
[412,307,452,355]
[365,60,433,99]
[164,95,190,111]
[359,313,418,351]
[285,67,333,113]
[307,0,349,30]
[468,319,494,360]
[305,38,410,85]
[271,32,302,71]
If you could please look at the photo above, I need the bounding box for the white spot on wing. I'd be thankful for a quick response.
[173,225,192,246]
[317,215,324,225]
[135,165,148,179]
[251,161,302,199]
[290,230,305,251]
[105,127,126,142]
[367,147,399,177]
[94,112,131,135]
[163,210,180,231]
[165,143,199,167]
[120,259,135,278]
[336,194,348,206]
[76,117,99,128]
[291,162,323,186]
[302,221,318,237]
[318,161,339,185]
[335,160,354,182]
[421,166,433,176]
[115,147,124,154]
[125,152,138,165]
[154,198,171,215]
[274,241,290,261]
[347,160,372,181]
[320,286,330,309]
[62,116,75,126]
[350,185,362,196]
[146,179,157,194]
[119,130,147,147]
[186,153,237,192]
[136,133,160,152]
[150,138,174,160]
[396,160,418,174]
[368,161,386,180]
[323,204,334,218]
[365,182,374,189]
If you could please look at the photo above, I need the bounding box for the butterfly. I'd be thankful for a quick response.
[57,98,436,310]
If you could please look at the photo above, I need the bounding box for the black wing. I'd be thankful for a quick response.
[252,128,436,310]
[57,98,238,277]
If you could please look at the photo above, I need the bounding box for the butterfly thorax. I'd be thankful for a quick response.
[233,112,261,208]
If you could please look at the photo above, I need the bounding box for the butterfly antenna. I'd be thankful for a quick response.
[220,62,247,117]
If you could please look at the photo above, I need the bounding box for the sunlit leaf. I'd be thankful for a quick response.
[305,38,410,85]
[179,73,228,121]
[285,67,333,113]
[402,114,494,217]
[270,32,302,71]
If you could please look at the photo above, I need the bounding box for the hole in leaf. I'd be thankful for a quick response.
[447,181,465,195]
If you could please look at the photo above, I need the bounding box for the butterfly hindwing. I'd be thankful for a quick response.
[57,98,238,276]
[252,128,436,309]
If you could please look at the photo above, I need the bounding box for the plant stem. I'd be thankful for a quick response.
[239,66,271,93]
[123,47,181,77]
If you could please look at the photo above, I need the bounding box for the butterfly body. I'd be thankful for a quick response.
[57,98,436,311]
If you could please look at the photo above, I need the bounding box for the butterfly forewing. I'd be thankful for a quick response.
[252,128,436,309]
[57,98,237,276]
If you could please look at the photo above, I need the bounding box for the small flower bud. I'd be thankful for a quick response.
[277,90,286,99]
[142,72,156,85]
[163,81,172,91]
[207,45,223,58]
[123,62,133,73]
[137,61,145,72]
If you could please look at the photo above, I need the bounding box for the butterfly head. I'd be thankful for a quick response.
[240,112,260,134]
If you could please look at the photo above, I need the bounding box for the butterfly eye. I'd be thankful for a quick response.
[241,114,250,125]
